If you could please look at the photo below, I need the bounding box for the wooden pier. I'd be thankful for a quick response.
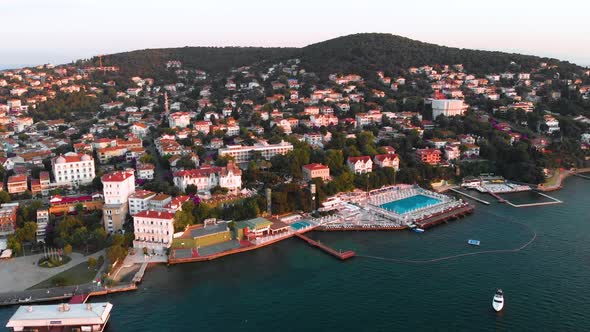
[293,233,355,260]
[449,188,490,205]
[132,262,149,283]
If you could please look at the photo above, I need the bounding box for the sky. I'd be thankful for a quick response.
[2,0,589,69]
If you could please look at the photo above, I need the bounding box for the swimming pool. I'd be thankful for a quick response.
[291,220,311,230]
[379,194,442,214]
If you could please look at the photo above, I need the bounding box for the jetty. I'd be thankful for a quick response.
[132,262,149,283]
[449,188,490,205]
[488,191,507,203]
[293,233,355,260]
[572,173,590,180]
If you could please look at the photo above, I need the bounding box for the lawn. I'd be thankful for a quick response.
[28,260,103,290]
[171,238,197,249]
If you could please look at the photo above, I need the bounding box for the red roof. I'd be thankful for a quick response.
[101,170,134,182]
[302,163,329,171]
[374,154,399,162]
[8,174,27,183]
[134,210,175,219]
[347,156,371,163]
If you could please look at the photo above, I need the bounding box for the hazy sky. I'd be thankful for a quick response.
[2,0,589,68]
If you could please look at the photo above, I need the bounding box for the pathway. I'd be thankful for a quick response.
[0,250,105,293]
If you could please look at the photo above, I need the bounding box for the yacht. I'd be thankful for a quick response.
[492,289,504,312]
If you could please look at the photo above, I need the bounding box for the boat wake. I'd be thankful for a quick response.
[356,209,537,264]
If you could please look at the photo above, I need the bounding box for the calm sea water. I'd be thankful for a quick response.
[1,177,589,331]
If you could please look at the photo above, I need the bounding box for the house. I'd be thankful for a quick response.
[173,162,242,193]
[132,210,175,252]
[168,112,191,128]
[416,148,442,165]
[128,190,157,216]
[444,145,460,161]
[302,163,330,182]
[346,156,373,174]
[543,115,560,133]
[7,174,27,194]
[373,154,400,170]
[462,144,480,158]
[130,122,149,138]
[136,163,155,180]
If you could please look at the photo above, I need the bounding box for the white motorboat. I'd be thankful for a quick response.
[492,289,504,312]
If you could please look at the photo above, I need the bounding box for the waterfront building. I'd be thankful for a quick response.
[218,141,293,164]
[52,152,95,187]
[347,156,373,174]
[7,174,27,194]
[102,170,135,232]
[6,302,113,332]
[188,221,232,247]
[302,163,331,182]
[416,148,442,165]
[133,210,175,251]
[234,217,273,240]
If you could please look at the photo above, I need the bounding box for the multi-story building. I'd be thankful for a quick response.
[544,115,560,133]
[168,112,191,128]
[346,156,373,174]
[148,193,172,211]
[128,190,157,216]
[373,154,400,170]
[136,163,155,180]
[102,170,135,232]
[416,148,442,165]
[302,163,330,182]
[7,174,28,194]
[218,141,293,164]
[173,162,242,193]
[355,111,383,128]
[431,99,468,118]
[97,146,127,164]
[309,114,338,127]
[36,208,49,242]
[132,210,175,252]
[0,203,18,237]
[52,153,95,187]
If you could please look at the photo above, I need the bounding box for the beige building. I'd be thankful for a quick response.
[302,163,330,182]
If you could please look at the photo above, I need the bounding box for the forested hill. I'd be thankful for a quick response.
[299,33,583,78]
[94,33,585,78]
[97,47,296,77]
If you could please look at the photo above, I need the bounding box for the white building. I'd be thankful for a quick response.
[52,153,95,187]
[347,156,373,174]
[132,210,175,252]
[168,112,191,128]
[355,111,383,128]
[544,115,560,133]
[36,208,49,243]
[173,163,242,193]
[431,99,468,119]
[128,190,157,216]
[136,163,155,180]
[310,114,338,127]
[373,154,400,171]
[218,141,293,164]
[103,170,135,205]
[130,122,149,138]
[102,169,135,232]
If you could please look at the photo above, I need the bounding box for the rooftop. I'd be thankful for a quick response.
[190,222,229,238]
[7,302,113,328]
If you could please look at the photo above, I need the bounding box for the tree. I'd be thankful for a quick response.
[88,257,97,269]
[106,244,127,263]
[0,191,10,204]
[63,244,73,256]
[7,235,22,255]
[17,222,37,243]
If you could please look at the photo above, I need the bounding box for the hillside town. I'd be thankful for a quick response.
[0,53,589,291]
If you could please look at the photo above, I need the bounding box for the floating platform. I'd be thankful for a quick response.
[468,239,481,246]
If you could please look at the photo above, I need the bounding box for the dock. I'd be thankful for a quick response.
[572,173,590,180]
[449,188,490,205]
[132,261,148,283]
[488,191,507,203]
[293,233,355,260]
[68,293,89,304]
[503,191,563,208]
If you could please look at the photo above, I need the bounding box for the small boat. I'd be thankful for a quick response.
[492,289,504,312]
[413,228,425,233]
[467,239,481,246]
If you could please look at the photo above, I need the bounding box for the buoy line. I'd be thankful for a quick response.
[357,209,537,264]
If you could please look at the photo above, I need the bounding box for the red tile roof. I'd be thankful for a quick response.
[101,170,134,182]
[134,210,175,219]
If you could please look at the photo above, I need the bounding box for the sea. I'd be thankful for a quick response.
[1,176,589,331]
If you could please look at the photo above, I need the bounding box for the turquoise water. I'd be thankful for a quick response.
[1,176,589,331]
[291,220,311,230]
[379,194,442,214]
